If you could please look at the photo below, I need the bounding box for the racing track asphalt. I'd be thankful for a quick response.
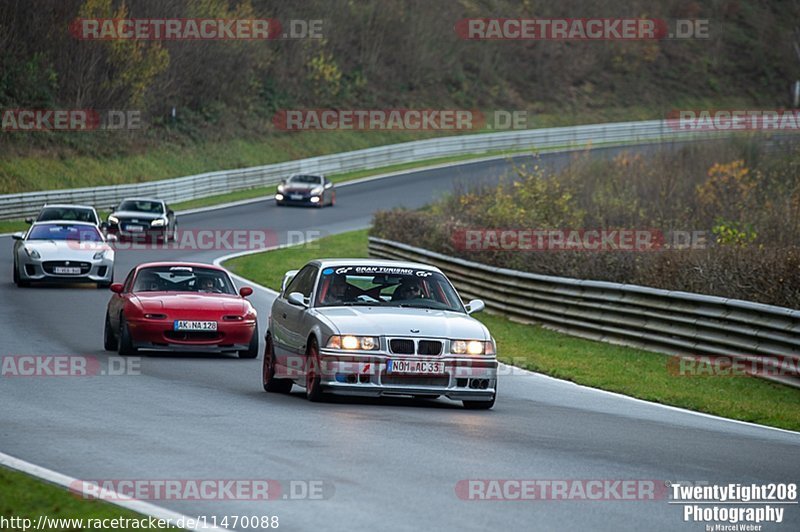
[1,142,799,531]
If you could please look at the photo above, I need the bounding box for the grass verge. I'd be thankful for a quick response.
[0,466,179,530]
[224,229,800,431]
[225,229,369,290]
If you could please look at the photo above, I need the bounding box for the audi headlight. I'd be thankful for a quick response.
[451,339,491,355]
[310,186,324,195]
[151,218,166,227]
[326,335,379,351]
[107,215,119,224]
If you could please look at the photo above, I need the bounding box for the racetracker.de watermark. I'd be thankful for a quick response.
[1,109,142,131]
[0,355,140,377]
[667,355,800,378]
[452,229,710,252]
[455,479,669,500]
[454,18,709,40]
[69,18,323,40]
[273,109,483,131]
[69,479,333,501]
[71,230,321,251]
[667,109,800,131]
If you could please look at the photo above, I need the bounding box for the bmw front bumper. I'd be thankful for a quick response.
[313,350,498,401]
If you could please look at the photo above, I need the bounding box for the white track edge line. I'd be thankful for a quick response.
[0,451,226,531]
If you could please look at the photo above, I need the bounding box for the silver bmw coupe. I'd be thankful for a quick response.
[262,259,498,409]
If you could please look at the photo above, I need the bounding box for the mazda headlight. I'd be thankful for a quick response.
[24,247,41,259]
[451,339,493,355]
[151,218,166,227]
[326,335,379,351]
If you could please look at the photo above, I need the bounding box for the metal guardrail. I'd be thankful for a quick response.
[368,237,800,388]
[0,119,725,220]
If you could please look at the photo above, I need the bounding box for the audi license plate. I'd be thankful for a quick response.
[174,320,217,331]
[387,359,445,375]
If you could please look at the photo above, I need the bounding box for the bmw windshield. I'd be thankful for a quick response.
[315,265,464,312]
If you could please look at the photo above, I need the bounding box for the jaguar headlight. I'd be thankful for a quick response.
[93,250,106,260]
[24,247,41,259]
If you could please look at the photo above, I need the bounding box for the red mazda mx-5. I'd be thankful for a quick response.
[104,262,259,358]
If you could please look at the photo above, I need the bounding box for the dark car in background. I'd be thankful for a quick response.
[107,198,177,241]
[275,174,335,207]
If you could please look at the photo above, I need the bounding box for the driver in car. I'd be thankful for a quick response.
[198,277,219,293]
[324,275,355,304]
[392,278,424,300]
[135,272,162,292]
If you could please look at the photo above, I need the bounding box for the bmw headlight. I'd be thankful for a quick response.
[108,215,119,224]
[310,186,324,196]
[326,335,380,351]
[151,218,166,227]
[24,247,41,259]
[451,339,493,355]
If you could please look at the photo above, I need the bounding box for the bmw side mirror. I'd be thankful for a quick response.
[281,270,299,295]
[12,232,24,240]
[466,299,485,315]
[287,292,308,308]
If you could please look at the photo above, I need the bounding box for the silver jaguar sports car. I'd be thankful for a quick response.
[262,259,498,409]
[12,221,115,288]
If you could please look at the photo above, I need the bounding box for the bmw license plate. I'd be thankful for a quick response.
[174,320,217,331]
[53,266,81,274]
[290,194,303,201]
[387,359,445,375]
